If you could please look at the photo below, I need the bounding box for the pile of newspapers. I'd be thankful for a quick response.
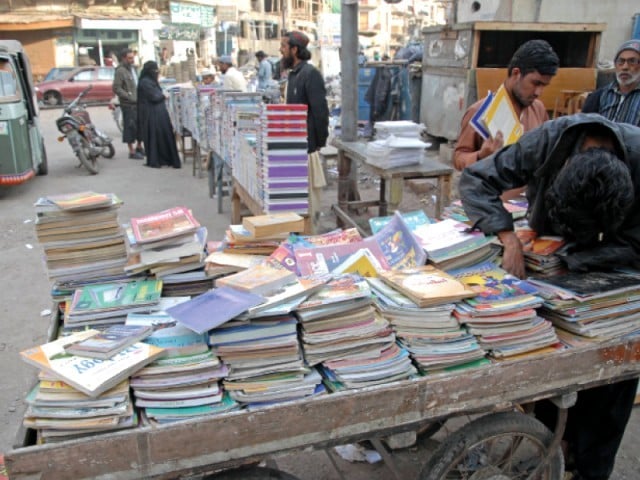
[366,121,431,168]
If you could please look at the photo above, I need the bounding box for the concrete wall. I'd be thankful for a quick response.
[456,0,639,63]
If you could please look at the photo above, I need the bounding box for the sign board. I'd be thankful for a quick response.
[216,5,238,23]
[158,24,200,41]
[170,1,215,28]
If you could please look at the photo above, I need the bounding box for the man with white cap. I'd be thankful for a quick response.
[200,69,215,86]
[217,55,247,91]
[582,39,640,126]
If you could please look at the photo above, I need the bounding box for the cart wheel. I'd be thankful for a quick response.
[201,466,301,480]
[419,411,564,480]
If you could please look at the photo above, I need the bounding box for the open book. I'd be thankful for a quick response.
[470,85,523,146]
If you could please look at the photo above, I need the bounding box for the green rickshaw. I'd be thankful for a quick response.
[0,40,47,186]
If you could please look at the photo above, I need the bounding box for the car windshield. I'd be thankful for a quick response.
[0,57,20,103]
[44,67,73,82]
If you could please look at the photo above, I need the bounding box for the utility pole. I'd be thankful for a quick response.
[340,0,358,142]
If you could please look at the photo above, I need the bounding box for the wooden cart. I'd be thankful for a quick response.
[5,323,639,480]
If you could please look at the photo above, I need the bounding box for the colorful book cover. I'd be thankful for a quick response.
[64,325,153,359]
[369,210,432,234]
[372,211,427,269]
[448,261,538,303]
[46,191,114,211]
[130,206,201,244]
[68,280,163,314]
[379,265,476,307]
[166,287,265,334]
[20,331,164,397]
[294,238,389,276]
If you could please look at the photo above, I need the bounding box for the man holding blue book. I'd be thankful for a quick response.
[453,40,559,172]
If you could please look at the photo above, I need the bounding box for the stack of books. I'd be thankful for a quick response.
[33,192,128,300]
[124,207,207,277]
[210,315,323,407]
[413,218,498,270]
[365,135,430,169]
[296,275,416,390]
[367,277,487,372]
[373,120,426,139]
[529,271,640,340]
[63,279,163,328]
[23,380,136,444]
[127,314,237,424]
[441,199,528,224]
[222,224,285,256]
[20,329,165,441]
[257,104,310,214]
[515,226,567,277]
[450,261,559,358]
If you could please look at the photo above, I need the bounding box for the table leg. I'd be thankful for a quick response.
[231,182,241,224]
[436,174,451,219]
[379,178,387,217]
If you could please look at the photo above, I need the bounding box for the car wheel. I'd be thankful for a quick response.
[37,141,48,175]
[43,91,61,106]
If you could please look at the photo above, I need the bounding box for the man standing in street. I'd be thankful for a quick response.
[454,39,559,171]
[280,30,329,231]
[582,39,640,126]
[459,113,640,480]
[255,51,273,90]
[113,49,144,159]
[218,55,247,91]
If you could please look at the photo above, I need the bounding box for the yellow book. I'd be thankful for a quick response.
[480,84,524,146]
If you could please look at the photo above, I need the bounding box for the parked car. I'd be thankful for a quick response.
[35,66,115,106]
[42,67,75,82]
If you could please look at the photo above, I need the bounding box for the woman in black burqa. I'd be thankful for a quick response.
[137,61,181,168]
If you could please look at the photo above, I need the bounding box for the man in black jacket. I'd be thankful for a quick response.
[459,113,640,480]
[280,31,329,231]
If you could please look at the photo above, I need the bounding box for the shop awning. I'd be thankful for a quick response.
[0,14,74,31]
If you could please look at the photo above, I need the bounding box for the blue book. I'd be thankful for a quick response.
[470,91,494,140]
[166,287,265,334]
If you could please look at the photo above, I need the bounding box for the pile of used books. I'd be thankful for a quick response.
[33,191,129,301]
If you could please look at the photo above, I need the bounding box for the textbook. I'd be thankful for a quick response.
[130,206,201,245]
[20,330,164,397]
[470,85,523,145]
[242,212,305,238]
[64,325,153,359]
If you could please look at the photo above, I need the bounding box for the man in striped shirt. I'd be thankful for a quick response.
[582,39,640,126]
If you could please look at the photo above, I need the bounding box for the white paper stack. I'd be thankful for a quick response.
[365,135,429,168]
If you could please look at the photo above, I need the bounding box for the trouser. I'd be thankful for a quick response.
[534,377,638,479]
[308,151,327,234]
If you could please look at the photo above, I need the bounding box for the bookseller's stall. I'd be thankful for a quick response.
[5,192,640,480]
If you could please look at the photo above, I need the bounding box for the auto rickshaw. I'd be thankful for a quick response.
[0,40,47,186]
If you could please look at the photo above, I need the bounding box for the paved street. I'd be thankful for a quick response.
[0,106,638,479]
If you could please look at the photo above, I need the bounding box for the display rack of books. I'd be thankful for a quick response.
[254,103,310,214]
[219,91,262,167]
[179,86,199,140]
[166,85,184,134]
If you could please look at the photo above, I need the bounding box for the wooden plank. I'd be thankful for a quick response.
[471,22,606,33]
[476,68,597,112]
[6,337,640,480]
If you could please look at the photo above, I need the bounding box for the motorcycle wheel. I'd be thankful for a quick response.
[101,143,115,159]
[76,136,99,174]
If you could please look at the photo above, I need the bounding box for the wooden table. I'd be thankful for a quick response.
[332,138,453,235]
[231,178,312,233]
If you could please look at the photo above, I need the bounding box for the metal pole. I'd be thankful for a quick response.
[340,0,358,142]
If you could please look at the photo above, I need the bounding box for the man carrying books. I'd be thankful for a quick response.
[459,114,640,480]
[453,40,559,173]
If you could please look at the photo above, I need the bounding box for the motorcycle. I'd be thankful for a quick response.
[108,95,123,133]
[56,85,115,174]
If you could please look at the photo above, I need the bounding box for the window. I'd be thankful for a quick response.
[0,59,19,102]
[97,68,114,80]
[73,70,94,81]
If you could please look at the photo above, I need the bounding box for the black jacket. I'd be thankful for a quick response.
[286,61,329,153]
[460,113,640,271]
